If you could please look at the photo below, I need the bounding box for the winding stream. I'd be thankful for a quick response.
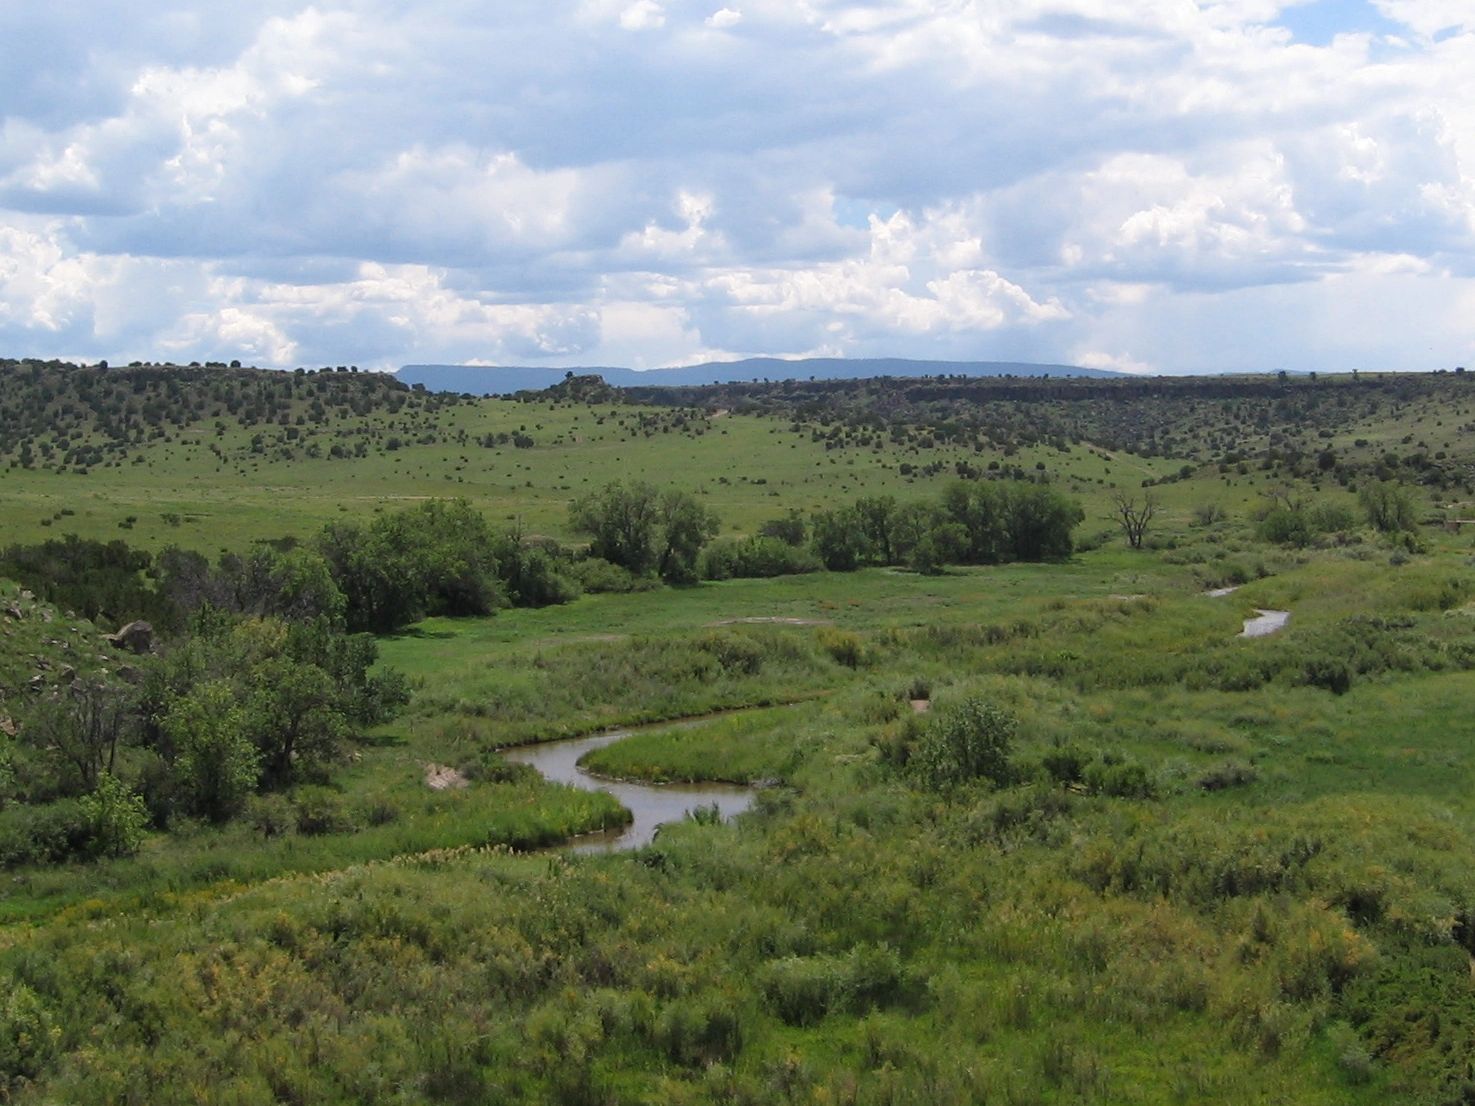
[1206,585,1291,638]
[502,730,756,854]
[1239,609,1291,638]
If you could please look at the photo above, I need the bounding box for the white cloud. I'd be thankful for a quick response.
[1,1,1473,371]
[1373,0,1475,37]
[1076,349,1155,375]
[161,307,298,366]
[619,2,667,31]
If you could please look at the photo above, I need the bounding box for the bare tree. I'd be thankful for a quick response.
[24,680,132,795]
[1112,491,1158,550]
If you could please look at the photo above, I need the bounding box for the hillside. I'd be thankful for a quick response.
[397,355,1117,395]
[4,361,1475,555]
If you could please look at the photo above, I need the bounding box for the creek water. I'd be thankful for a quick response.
[1206,586,1291,638]
[1240,609,1291,638]
[502,730,756,854]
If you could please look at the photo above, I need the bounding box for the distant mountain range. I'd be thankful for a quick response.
[396,357,1120,395]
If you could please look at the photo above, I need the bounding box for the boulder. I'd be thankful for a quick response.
[108,620,154,655]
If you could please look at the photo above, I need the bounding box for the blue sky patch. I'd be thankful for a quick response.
[1274,0,1404,46]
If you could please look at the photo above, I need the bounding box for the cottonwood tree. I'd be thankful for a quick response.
[1112,491,1158,550]
[1358,480,1418,533]
[570,480,718,583]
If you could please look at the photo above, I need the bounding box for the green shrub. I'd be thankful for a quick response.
[1084,758,1156,799]
[1308,502,1358,533]
[462,749,537,785]
[964,785,1076,844]
[1302,655,1352,695]
[759,945,912,1027]
[817,627,868,669]
[0,799,91,868]
[912,698,1016,792]
[246,793,296,838]
[700,536,822,580]
[761,956,837,1026]
[569,558,659,594]
[77,773,148,858]
[698,630,766,675]
[292,787,357,836]
[1195,761,1259,792]
[655,994,745,1066]
[0,983,57,1086]
[1041,746,1090,785]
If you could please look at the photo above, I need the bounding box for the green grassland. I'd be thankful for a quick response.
[0,392,1182,552]
[7,361,1474,559]
[4,362,1475,1103]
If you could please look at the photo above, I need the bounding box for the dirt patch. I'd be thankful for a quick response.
[708,616,834,627]
[424,763,468,791]
[530,633,629,648]
[910,699,932,714]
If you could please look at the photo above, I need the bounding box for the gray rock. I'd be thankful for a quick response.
[108,620,154,655]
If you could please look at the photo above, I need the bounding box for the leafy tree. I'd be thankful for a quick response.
[225,545,346,623]
[1002,484,1083,560]
[1359,480,1418,533]
[941,482,1006,563]
[246,660,347,788]
[889,503,965,574]
[810,507,866,571]
[137,615,407,799]
[317,519,427,633]
[413,499,506,616]
[854,496,898,565]
[655,489,720,584]
[570,481,718,583]
[570,481,664,576]
[163,680,260,822]
[758,509,807,547]
[492,532,580,607]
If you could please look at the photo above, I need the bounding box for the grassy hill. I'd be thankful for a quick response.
[5,360,1473,555]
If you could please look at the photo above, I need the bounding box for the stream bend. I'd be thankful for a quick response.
[502,730,755,854]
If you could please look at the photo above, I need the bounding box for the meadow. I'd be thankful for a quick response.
[3,361,1475,1103]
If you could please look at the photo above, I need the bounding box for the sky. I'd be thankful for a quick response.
[2,1,1474,375]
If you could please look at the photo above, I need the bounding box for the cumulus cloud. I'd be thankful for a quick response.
[0,0,1473,371]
